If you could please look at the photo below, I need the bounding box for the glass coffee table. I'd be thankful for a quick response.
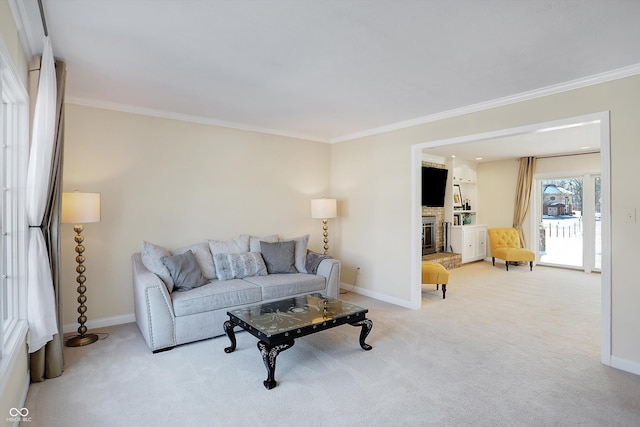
[224,293,373,389]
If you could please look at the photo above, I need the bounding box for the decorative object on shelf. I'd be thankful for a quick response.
[462,212,476,225]
[311,198,337,254]
[453,184,463,208]
[61,191,101,347]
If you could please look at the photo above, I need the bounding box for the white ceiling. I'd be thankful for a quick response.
[12,0,640,146]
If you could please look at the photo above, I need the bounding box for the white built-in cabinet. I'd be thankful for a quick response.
[445,158,487,263]
[451,224,487,263]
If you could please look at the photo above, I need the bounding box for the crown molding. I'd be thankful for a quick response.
[66,63,640,145]
[65,97,331,143]
[330,63,640,143]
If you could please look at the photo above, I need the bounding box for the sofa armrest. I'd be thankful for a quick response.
[316,258,341,298]
[132,253,177,352]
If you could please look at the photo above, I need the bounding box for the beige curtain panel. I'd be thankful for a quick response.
[513,157,536,248]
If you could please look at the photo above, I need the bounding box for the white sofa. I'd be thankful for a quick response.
[132,235,340,352]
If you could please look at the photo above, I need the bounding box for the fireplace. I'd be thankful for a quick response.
[422,216,436,255]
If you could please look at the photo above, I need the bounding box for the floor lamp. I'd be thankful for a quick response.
[61,191,101,347]
[311,198,337,255]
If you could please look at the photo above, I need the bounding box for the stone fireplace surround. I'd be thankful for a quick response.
[421,162,461,269]
[421,204,461,269]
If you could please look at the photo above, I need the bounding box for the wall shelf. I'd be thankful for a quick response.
[446,159,478,216]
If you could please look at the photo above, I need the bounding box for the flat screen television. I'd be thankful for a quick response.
[421,166,448,207]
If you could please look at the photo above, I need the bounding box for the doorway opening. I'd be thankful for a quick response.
[411,112,611,365]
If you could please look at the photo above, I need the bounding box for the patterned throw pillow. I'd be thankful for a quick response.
[213,252,268,281]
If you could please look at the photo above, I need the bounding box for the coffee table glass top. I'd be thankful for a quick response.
[228,293,367,338]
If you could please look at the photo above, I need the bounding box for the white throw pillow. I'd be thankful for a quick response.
[280,234,309,273]
[207,235,250,255]
[141,241,175,292]
[249,234,279,252]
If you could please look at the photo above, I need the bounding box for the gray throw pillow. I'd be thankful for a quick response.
[260,241,298,274]
[161,250,207,292]
[172,241,216,280]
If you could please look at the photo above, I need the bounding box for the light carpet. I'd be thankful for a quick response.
[23,261,640,426]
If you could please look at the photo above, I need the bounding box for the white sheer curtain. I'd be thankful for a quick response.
[26,37,58,352]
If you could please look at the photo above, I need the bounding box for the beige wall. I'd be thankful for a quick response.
[476,159,520,228]
[61,104,332,325]
[332,75,640,370]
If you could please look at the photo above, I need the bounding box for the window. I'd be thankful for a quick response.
[0,45,29,361]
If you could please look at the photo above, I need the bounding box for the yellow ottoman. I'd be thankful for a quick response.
[421,261,449,299]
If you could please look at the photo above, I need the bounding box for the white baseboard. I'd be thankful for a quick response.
[340,282,416,309]
[63,313,136,334]
[610,355,640,377]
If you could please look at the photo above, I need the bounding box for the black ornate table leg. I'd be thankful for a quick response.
[257,340,294,389]
[350,319,373,350]
[223,320,237,353]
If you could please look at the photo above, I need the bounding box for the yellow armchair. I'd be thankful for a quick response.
[421,261,449,298]
[487,228,535,271]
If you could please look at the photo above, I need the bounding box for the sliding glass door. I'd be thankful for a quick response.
[537,174,600,272]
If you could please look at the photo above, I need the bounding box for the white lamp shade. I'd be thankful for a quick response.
[61,192,101,224]
[311,198,337,219]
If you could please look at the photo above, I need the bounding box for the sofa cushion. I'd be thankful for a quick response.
[280,234,309,273]
[213,252,268,281]
[249,234,279,252]
[243,273,325,300]
[141,241,175,292]
[172,241,215,280]
[171,279,262,317]
[260,241,297,274]
[161,250,208,292]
